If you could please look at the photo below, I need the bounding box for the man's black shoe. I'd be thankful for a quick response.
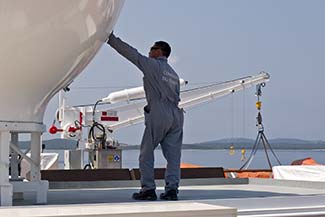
[160,189,178,201]
[132,189,157,201]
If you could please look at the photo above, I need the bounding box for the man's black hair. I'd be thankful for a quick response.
[154,41,171,58]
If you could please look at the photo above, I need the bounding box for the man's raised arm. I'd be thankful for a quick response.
[107,33,157,72]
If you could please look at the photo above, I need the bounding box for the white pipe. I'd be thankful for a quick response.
[58,90,65,122]
[102,78,187,104]
[179,72,269,109]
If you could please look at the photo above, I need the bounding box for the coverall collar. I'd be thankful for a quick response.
[157,56,168,62]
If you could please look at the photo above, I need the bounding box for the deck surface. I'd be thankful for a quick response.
[2,178,325,216]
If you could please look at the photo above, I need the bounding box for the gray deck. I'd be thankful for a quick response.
[3,178,325,216]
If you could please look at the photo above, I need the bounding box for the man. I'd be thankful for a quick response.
[107,33,184,201]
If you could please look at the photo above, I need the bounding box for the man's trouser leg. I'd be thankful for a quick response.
[161,127,183,192]
[139,125,159,191]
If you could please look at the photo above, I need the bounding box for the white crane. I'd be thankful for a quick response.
[49,72,270,152]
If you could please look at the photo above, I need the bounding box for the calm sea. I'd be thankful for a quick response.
[46,149,325,169]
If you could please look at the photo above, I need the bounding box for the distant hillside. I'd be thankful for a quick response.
[188,138,325,149]
[18,138,325,150]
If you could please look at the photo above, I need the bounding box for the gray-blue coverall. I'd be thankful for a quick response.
[108,34,184,192]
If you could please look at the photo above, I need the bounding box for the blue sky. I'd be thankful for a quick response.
[44,0,325,144]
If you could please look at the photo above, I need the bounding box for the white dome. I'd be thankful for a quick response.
[0,0,124,123]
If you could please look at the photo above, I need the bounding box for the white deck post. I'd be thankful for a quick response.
[30,132,41,181]
[29,132,48,204]
[0,131,13,206]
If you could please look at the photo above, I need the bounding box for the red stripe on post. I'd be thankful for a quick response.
[101,116,119,122]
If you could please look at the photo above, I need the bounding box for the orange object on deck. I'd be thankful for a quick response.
[224,169,272,179]
[236,171,272,178]
[180,163,202,168]
[291,157,321,165]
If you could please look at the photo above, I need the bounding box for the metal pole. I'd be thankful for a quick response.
[30,132,41,181]
[10,143,37,168]
[0,131,13,206]
[10,133,19,180]
[261,133,273,169]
